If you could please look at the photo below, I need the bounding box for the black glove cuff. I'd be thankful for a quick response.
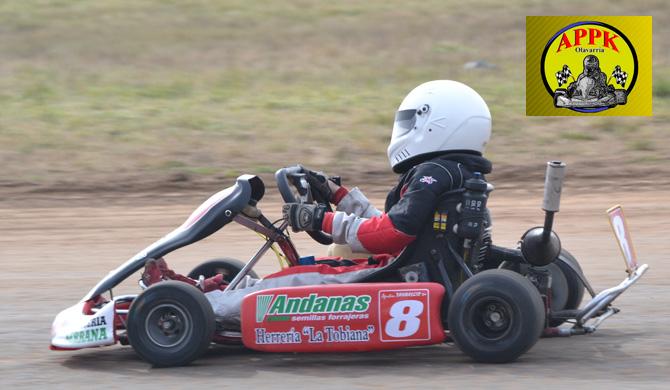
[312,204,327,230]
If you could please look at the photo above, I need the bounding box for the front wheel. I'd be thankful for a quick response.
[448,269,545,363]
[127,281,215,367]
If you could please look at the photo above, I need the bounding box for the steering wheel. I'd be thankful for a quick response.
[275,165,334,245]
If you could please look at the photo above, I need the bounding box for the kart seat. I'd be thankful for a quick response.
[356,189,468,289]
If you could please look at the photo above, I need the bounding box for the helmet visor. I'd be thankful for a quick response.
[392,109,417,137]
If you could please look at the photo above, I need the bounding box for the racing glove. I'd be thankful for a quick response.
[282,203,327,232]
[304,169,346,204]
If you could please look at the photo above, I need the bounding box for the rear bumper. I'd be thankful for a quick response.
[544,264,649,337]
[578,263,648,326]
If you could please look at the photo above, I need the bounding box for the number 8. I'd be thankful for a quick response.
[385,300,423,338]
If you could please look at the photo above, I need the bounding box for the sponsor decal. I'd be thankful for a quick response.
[242,285,446,352]
[256,293,371,323]
[253,289,433,345]
[64,316,108,343]
[526,16,651,116]
[255,327,302,344]
[254,325,375,345]
[380,290,427,299]
[433,211,448,232]
[419,176,437,185]
[322,325,374,342]
[378,289,431,342]
[255,295,273,322]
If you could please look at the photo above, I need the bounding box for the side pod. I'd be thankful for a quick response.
[240,283,446,352]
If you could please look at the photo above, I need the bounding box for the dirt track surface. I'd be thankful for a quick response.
[1,189,669,389]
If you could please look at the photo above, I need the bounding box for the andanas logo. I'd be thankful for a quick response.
[526,16,652,116]
[256,293,371,322]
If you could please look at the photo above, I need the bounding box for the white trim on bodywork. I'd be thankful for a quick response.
[51,300,116,349]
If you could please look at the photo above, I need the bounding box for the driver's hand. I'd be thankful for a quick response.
[282,203,327,232]
[305,170,340,203]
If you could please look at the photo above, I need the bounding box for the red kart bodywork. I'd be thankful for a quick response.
[49,170,649,367]
[241,282,446,352]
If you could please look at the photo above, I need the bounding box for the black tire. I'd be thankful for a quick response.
[127,281,215,367]
[549,249,586,326]
[187,257,257,282]
[448,269,545,363]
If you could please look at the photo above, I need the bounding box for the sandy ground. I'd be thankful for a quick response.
[0,188,668,389]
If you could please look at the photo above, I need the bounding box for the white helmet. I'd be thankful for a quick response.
[387,80,492,173]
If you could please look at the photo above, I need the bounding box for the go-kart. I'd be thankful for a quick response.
[50,162,648,366]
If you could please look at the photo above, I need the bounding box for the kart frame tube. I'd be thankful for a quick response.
[224,216,291,291]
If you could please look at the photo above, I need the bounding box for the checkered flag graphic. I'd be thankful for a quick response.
[555,65,572,87]
[611,65,628,87]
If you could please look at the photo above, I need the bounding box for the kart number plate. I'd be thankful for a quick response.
[378,289,431,342]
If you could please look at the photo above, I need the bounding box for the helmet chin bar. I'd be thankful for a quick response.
[390,147,412,168]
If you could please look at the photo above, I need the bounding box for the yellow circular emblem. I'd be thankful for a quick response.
[541,21,638,113]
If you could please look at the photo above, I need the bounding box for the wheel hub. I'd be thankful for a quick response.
[470,298,514,340]
[145,304,191,348]
[489,311,502,323]
[484,304,508,330]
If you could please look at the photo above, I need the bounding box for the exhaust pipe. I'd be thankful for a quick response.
[520,161,566,266]
[542,161,567,240]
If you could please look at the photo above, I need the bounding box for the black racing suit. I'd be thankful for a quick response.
[321,152,493,255]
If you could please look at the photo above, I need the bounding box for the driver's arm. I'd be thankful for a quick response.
[304,169,381,218]
[331,186,382,218]
[321,211,410,255]
[321,163,456,255]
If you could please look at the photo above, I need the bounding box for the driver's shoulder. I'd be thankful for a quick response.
[409,159,464,191]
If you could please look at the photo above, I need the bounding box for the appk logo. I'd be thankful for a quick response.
[526,16,652,116]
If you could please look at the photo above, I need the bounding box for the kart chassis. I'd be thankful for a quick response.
[50,163,648,361]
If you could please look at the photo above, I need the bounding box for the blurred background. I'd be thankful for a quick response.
[0,0,668,196]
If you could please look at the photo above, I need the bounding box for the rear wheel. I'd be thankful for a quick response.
[128,281,215,367]
[448,269,544,363]
[549,249,586,326]
[537,262,569,313]
[187,257,258,282]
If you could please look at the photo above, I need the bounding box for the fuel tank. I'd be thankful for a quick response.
[241,282,445,352]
